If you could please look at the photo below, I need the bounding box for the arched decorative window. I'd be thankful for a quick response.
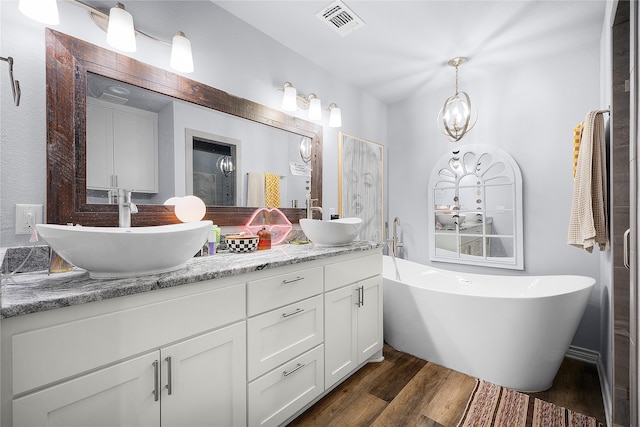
[428,144,523,270]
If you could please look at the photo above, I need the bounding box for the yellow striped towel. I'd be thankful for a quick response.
[573,121,583,178]
[265,173,281,208]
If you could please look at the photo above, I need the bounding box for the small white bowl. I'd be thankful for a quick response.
[437,213,466,227]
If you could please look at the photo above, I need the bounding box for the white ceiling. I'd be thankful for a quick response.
[213,0,608,104]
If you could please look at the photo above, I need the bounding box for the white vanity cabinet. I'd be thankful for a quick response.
[4,279,247,427]
[324,253,384,389]
[86,97,158,193]
[1,247,383,427]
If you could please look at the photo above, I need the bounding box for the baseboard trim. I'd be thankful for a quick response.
[567,345,612,427]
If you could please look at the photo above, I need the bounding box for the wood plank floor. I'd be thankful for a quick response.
[289,344,606,426]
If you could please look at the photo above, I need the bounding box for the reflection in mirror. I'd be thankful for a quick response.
[46,29,322,227]
[87,72,312,209]
[428,144,523,270]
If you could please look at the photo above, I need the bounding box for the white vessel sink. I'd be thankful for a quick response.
[36,221,212,279]
[299,217,363,246]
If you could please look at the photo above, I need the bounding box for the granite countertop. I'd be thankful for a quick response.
[1,241,383,319]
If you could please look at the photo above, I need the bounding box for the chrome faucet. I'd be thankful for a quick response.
[306,194,323,219]
[117,189,138,227]
[391,217,404,257]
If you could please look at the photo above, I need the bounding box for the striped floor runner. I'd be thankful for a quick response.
[457,380,603,427]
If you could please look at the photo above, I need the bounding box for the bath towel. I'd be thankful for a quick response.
[265,172,281,208]
[247,172,266,207]
[568,111,609,252]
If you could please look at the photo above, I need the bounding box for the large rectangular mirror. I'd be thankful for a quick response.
[46,29,322,227]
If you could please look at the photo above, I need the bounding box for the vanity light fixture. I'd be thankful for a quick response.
[106,3,136,52]
[437,57,477,142]
[171,31,194,74]
[20,0,195,73]
[281,82,298,111]
[328,103,342,128]
[277,82,342,127]
[19,0,59,25]
[307,94,322,120]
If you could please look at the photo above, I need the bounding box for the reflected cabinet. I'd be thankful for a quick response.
[428,144,523,270]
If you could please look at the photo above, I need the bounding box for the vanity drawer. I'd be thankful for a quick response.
[247,295,323,380]
[325,252,382,292]
[248,345,324,427]
[247,266,323,315]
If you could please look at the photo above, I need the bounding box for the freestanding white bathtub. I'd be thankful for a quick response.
[382,256,595,392]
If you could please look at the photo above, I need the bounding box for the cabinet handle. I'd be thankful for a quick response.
[356,286,364,307]
[283,363,305,377]
[282,308,304,318]
[165,356,173,395]
[624,228,631,270]
[283,276,305,284]
[152,360,160,402]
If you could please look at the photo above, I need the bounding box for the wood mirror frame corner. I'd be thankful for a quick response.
[46,29,323,227]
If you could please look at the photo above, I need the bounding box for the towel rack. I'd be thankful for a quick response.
[0,56,20,106]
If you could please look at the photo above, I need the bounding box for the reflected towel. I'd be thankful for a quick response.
[247,172,266,207]
[265,173,281,208]
[568,111,609,252]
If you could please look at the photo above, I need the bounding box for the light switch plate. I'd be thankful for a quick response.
[16,204,43,235]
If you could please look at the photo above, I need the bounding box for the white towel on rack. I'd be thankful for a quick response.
[567,111,609,252]
[247,172,266,207]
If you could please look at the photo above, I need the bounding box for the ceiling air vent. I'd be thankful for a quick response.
[99,92,128,105]
[316,0,365,37]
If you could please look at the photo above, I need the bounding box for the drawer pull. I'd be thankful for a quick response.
[282,308,304,318]
[283,276,305,284]
[283,363,305,377]
[165,356,173,395]
[152,360,160,402]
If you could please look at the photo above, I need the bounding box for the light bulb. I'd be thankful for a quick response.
[19,0,59,25]
[282,83,297,111]
[107,3,136,53]
[171,31,194,73]
[328,104,342,127]
[308,95,322,121]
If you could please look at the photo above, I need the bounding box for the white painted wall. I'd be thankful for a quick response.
[0,0,388,247]
[388,36,604,352]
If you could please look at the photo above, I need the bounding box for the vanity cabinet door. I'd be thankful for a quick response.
[86,97,158,193]
[324,284,358,388]
[356,276,384,363]
[324,275,383,389]
[160,322,246,427]
[13,351,159,427]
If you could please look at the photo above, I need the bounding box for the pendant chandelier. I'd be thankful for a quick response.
[437,57,477,142]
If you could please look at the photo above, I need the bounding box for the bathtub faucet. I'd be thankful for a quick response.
[391,217,403,257]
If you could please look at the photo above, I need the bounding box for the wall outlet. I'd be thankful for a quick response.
[16,204,43,235]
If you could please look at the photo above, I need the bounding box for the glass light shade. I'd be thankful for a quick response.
[308,97,322,121]
[19,0,59,25]
[437,91,477,142]
[174,195,206,222]
[171,31,194,73]
[107,3,136,53]
[329,105,342,128]
[216,156,235,177]
[282,85,297,111]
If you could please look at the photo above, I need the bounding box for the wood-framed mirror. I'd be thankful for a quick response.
[46,29,323,227]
